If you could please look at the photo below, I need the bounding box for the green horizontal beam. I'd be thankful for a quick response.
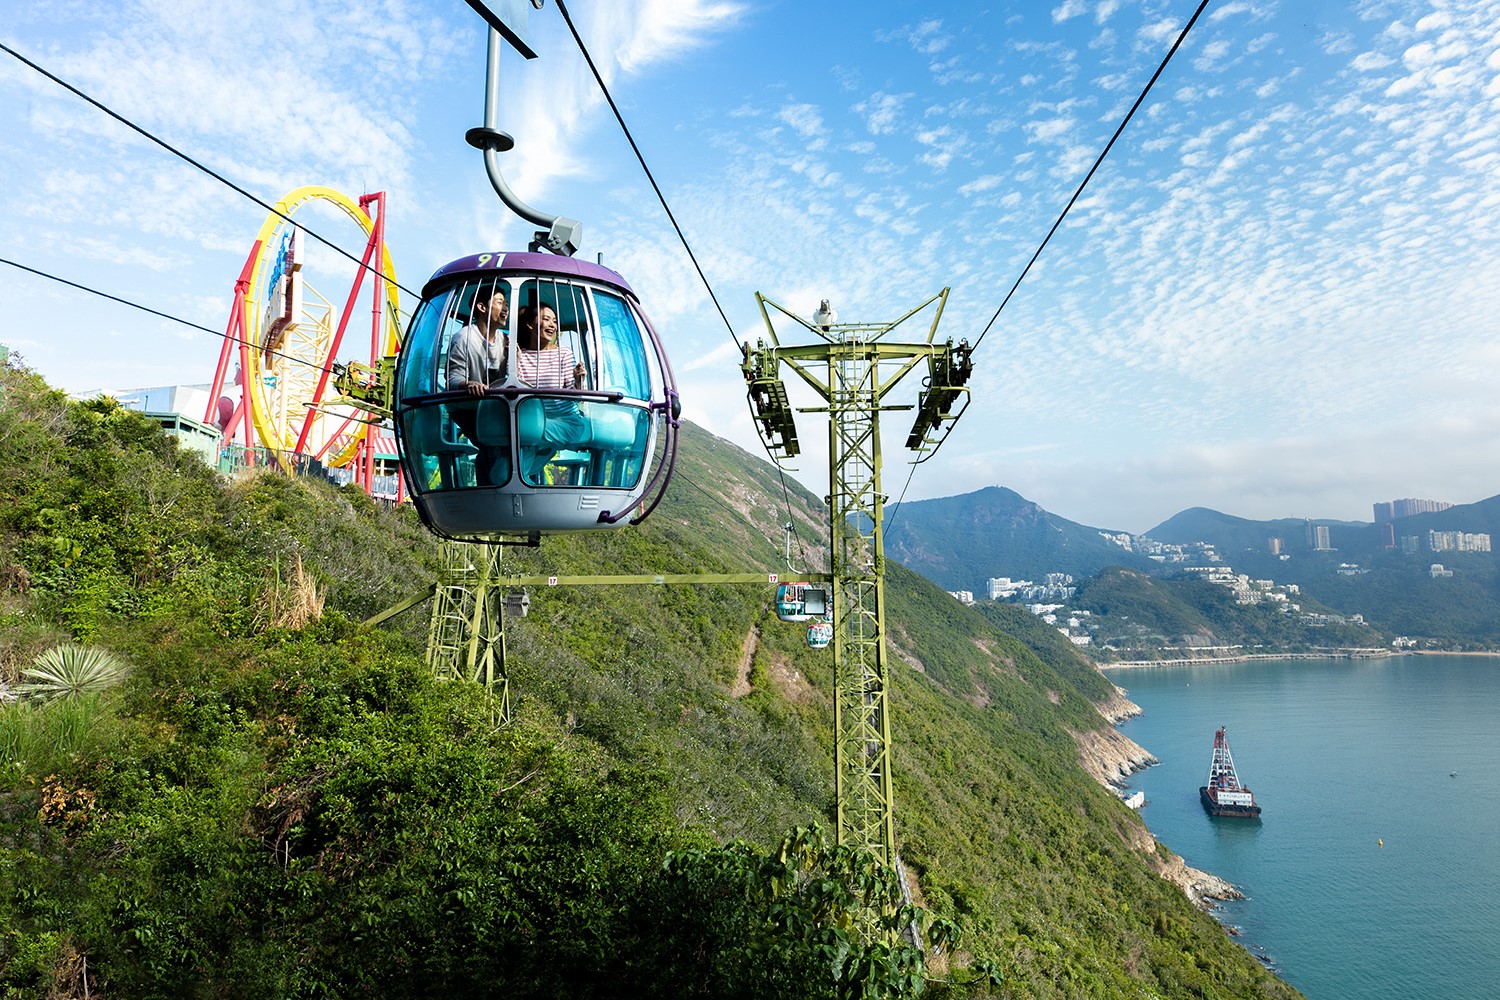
[497,572,833,587]
[363,572,833,627]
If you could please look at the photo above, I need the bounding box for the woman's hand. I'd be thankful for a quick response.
[464,379,486,397]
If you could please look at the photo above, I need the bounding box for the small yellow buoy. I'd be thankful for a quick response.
[1378,839,1384,847]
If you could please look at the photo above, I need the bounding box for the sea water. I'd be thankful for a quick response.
[1101,655,1500,1000]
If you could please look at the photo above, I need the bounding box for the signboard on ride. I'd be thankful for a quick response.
[261,228,303,355]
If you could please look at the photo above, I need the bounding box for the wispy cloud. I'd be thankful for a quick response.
[7,0,1500,531]
[777,102,826,140]
[605,0,748,73]
[855,91,910,135]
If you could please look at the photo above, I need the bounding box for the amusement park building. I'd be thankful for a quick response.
[110,383,222,467]
[104,382,401,498]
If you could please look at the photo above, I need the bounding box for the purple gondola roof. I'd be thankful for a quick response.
[422,251,637,299]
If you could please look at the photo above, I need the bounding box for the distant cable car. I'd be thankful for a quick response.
[776,582,827,623]
[393,252,680,541]
[806,619,833,649]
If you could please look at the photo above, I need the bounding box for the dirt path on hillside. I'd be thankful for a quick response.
[731,625,760,697]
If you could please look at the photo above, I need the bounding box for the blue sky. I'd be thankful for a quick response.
[4,0,1499,533]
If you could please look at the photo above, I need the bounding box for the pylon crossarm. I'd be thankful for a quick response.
[871,351,935,402]
[754,292,787,346]
[864,286,949,343]
[757,290,950,344]
[777,345,936,404]
[364,571,835,627]
[772,341,942,365]
[777,355,832,397]
[923,287,951,342]
[757,294,888,341]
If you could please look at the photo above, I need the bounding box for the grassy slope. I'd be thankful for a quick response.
[0,364,1299,998]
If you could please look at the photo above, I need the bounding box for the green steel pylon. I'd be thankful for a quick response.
[743,291,972,867]
[426,540,511,723]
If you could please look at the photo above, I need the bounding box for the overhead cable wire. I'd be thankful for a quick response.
[773,465,814,571]
[0,40,422,303]
[971,0,1213,352]
[550,0,829,560]
[881,456,922,540]
[552,0,742,351]
[673,469,794,559]
[0,256,343,379]
[885,0,1214,490]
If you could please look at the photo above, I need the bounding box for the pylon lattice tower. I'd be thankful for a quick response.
[743,291,972,865]
[426,541,511,719]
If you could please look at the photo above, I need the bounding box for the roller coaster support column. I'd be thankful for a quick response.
[742,290,971,869]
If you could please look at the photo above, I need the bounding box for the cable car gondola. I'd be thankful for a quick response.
[775,582,827,623]
[806,618,833,649]
[394,251,680,542]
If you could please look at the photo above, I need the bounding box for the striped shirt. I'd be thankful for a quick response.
[516,346,578,389]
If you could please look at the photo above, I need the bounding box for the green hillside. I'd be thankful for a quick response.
[1070,568,1384,657]
[0,362,1299,998]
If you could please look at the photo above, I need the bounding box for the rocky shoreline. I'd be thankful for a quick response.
[1101,648,1500,669]
[1100,648,1394,669]
[1079,684,1244,910]
[1157,849,1244,909]
[1071,723,1157,788]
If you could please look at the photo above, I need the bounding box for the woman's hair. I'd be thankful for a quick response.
[516,303,557,351]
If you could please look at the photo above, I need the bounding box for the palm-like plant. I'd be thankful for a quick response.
[18,643,129,701]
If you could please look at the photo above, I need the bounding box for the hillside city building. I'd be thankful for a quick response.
[1428,530,1492,553]
[1374,497,1453,522]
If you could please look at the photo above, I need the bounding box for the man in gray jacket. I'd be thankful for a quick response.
[446,286,510,485]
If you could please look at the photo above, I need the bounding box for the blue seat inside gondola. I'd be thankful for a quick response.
[406,402,476,488]
[516,398,647,488]
[473,398,513,486]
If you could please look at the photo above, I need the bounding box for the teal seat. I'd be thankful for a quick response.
[517,399,593,486]
[470,400,513,487]
[585,406,647,488]
[474,399,510,446]
[406,404,476,488]
[588,407,640,450]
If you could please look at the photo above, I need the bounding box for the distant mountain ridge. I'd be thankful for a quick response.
[888,485,1500,647]
[885,486,1156,592]
[1149,495,1500,563]
[1146,507,1364,555]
